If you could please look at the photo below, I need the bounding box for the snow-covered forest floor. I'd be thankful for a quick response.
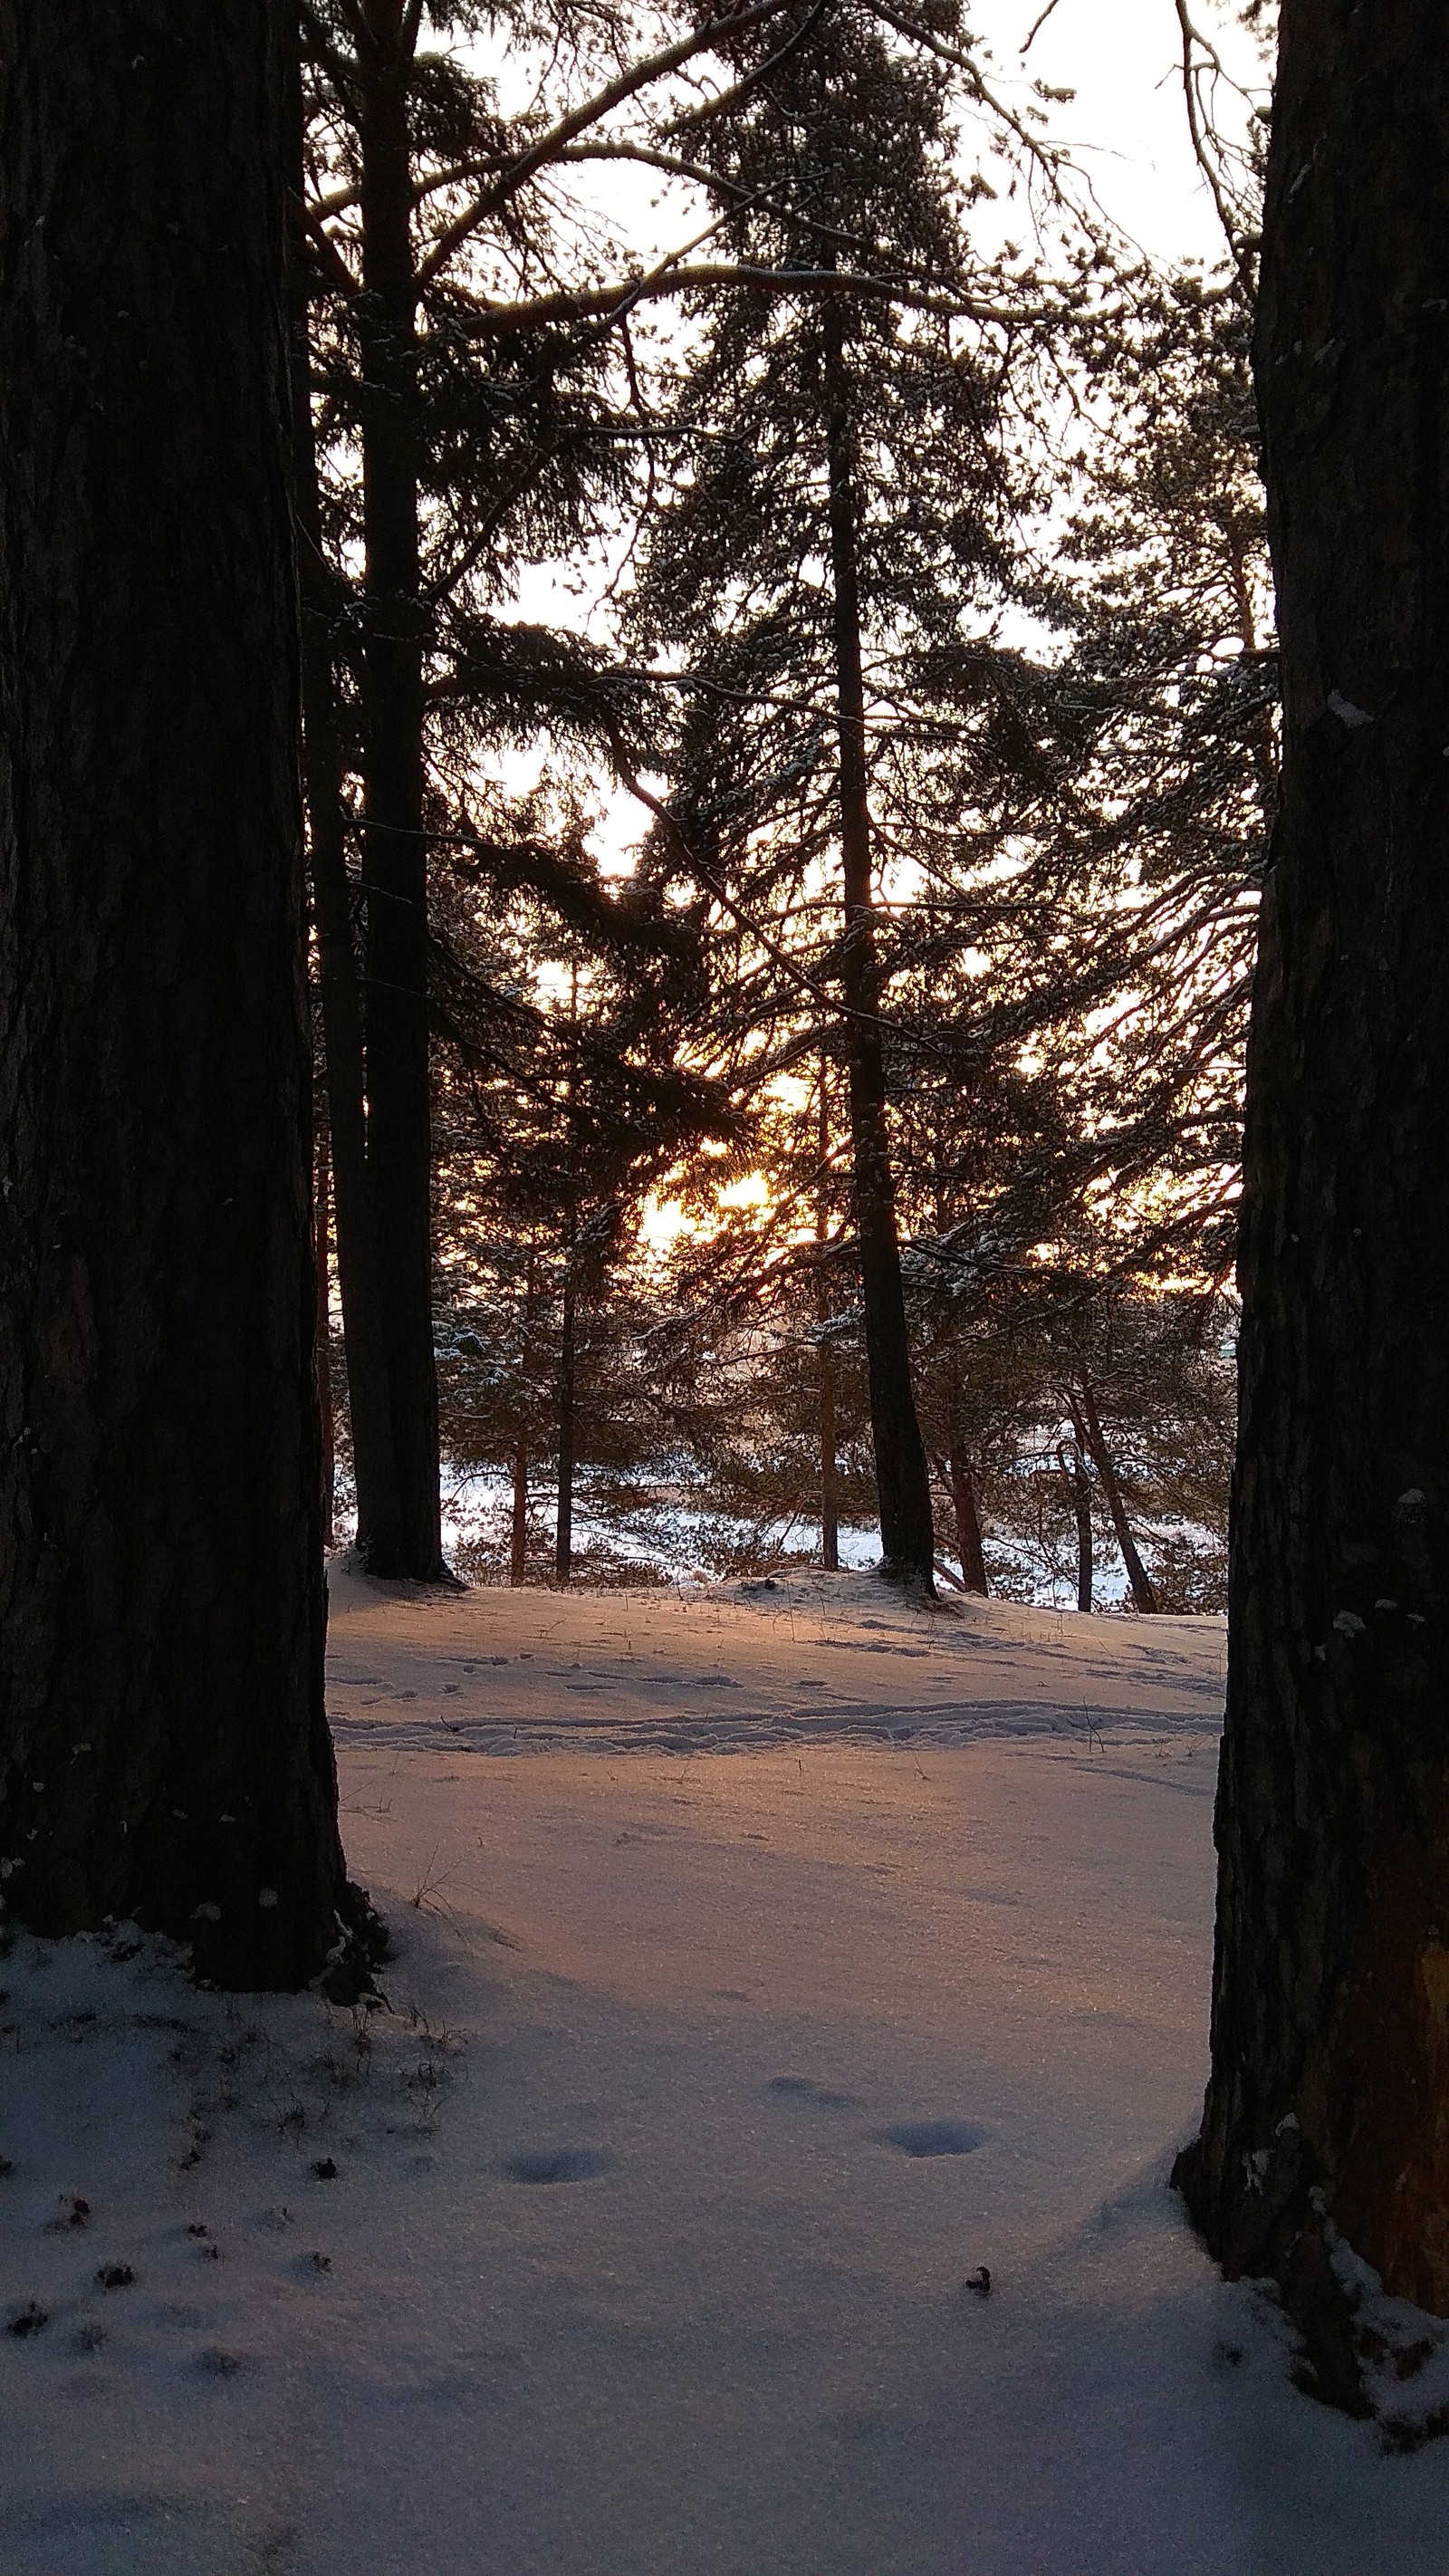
[3,1569,1445,2574]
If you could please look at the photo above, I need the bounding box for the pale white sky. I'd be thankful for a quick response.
[974,0,1264,267]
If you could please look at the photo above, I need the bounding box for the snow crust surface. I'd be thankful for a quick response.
[3,1570,1445,2573]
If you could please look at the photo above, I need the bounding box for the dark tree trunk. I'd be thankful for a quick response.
[288,166,406,1570]
[510,1438,529,1587]
[297,546,407,1567]
[0,0,350,1986]
[821,295,935,1593]
[1063,1443,1092,1616]
[946,1451,989,1598]
[1073,1389,1157,1615]
[512,1244,540,1586]
[817,1065,840,1572]
[314,1123,336,1549]
[554,1267,576,1588]
[356,3,442,1579]
[1174,0,1449,2400]
[819,1342,840,1572]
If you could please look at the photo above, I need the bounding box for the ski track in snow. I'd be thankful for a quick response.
[2,1567,1446,2574]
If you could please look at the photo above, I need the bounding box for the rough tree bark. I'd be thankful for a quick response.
[0,0,360,1987]
[1174,0,1449,2408]
[821,293,936,1592]
[356,0,443,1578]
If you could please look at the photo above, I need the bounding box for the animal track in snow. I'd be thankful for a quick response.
[498,2147,611,2187]
[875,2118,986,2158]
[764,2075,859,2110]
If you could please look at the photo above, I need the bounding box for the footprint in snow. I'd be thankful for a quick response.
[825,2405,909,2447]
[765,2075,859,2110]
[876,2118,987,2158]
[46,2192,91,2233]
[498,2148,611,2187]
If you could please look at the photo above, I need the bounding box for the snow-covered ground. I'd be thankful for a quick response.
[3,1570,1446,2573]
[328,1558,1216,1757]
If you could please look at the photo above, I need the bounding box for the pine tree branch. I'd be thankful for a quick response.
[413,0,794,291]
[604,734,958,1065]
[664,0,828,131]
[1020,0,1068,50]
[455,261,1036,334]
[1172,0,1260,296]
[296,196,361,302]
[299,1,358,97]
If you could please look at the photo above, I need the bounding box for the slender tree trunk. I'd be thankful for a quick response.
[510,1438,529,1587]
[817,1063,840,1571]
[288,123,406,1570]
[314,1122,336,1549]
[1073,1389,1157,1615]
[554,1264,576,1588]
[511,1243,539,1586]
[1060,1441,1092,1615]
[820,293,935,1593]
[946,1451,989,1597]
[356,4,442,1578]
[0,0,351,1987]
[553,976,582,1591]
[1072,1449,1093,1616]
[819,1343,840,1572]
[296,529,406,1566]
[1175,0,1449,2407]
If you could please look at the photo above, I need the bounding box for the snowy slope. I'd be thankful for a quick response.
[2,1572,1445,2575]
[325,1560,1229,1755]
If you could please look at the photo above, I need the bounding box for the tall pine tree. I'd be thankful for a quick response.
[1176,0,1449,2410]
[0,0,362,1989]
[627,0,1031,1590]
